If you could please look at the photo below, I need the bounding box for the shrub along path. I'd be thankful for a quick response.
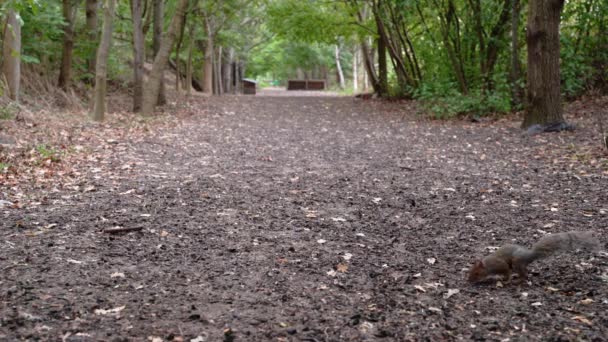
[1,93,607,341]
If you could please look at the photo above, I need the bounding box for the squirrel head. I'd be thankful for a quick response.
[467,260,487,283]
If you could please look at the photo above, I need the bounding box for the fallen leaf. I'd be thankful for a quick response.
[426,258,436,265]
[336,263,349,273]
[95,306,125,315]
[327,270,337,277]
[342,253,353,261]
[317,239,326,244]
[572,315,592,326]
[111,272,125,279]
[428,307,442,313]
[414,285,426,292]
[443,289,460,299]
[579,298,594,305]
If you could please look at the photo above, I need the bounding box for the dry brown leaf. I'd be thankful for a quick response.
[336,263,349,273]
[572,315,592,326]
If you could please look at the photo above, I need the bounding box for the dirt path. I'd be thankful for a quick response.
[1,94,607,341]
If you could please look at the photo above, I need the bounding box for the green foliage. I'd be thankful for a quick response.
[560,0,608,97]
[0,163,10,172]
[19,2,64,66]
[35,144,61,163]
[414,79,511,119]
[266,0,354,44]
[0,103,18,120]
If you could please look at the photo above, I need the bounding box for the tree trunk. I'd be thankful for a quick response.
[85,0,98,81]
[142,0,189,116]
[152,0,166,105]
[58,0,78,91]
[175,8,188,92]
[353,47,358,92]
[509,0,523,109]
[223,48,234,93]
[202,18,214,95]
[90,0,116,121]
[335,44,345,89]
[131,0,145,112]
[482,0,511,93]
[523,0,566,128]
[435,0,468,94]
[186,22,194,96]
[215,46,223,95]
[2,9,21,102]
[376,22,388,97]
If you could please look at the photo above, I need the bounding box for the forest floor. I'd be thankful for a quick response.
[1,90,608,341]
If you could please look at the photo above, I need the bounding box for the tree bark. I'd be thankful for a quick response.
[353,47,358,92]
[376,22,388,97]
[131,0,145,112]
[58,0,78,91]
[142,0,190,116]
[152,0,166,105]
[335,45,345,90]
[215,46,223,95]
[2,9,21,102]
[202,17,214,95]
[85,0,99,82]
[186,22,194,96]
[175,9,188,92]
[90,0,116,121]
[523,0,566,128]
[509,0,523,109]
[223,48,234,93]
[481,0,511,93]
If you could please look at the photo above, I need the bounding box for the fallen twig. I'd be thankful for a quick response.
[103,226,143,234]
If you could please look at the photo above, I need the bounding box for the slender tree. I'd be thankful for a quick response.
[142,0,190,116]
[2,9,21,102]
[131,0,145,112]
[509,0,523,108]
[90,0,116,121]
[335,44,345,89]
[376,17,388,97]
[58,0,78,90]
[523,0,566,128]
[85,0,99,81]
[202,17,214,95]
[186,21,195,96]
[152,0,167,105]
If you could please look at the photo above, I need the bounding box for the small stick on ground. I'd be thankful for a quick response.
[103,226,143,234]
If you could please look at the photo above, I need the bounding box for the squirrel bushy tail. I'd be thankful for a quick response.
[524,231,599,263]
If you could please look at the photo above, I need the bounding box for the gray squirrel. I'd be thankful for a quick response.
[526,122,575,135]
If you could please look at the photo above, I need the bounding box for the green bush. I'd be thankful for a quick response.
[414,80,511,119]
